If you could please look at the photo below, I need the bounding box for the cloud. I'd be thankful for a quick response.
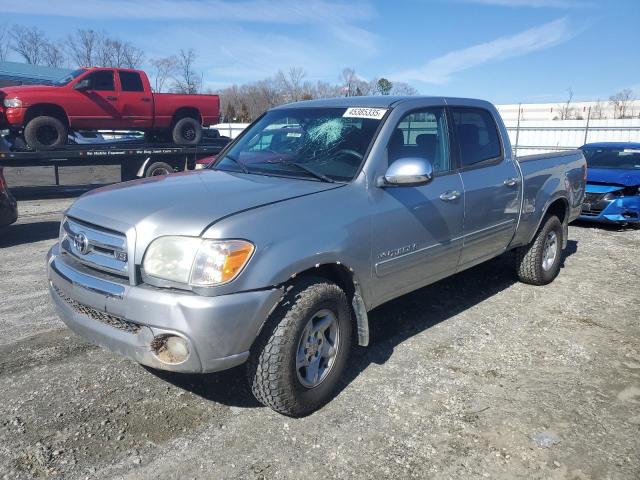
[0,0,374,24]
[391,17,577,84]
[457,0,586,7]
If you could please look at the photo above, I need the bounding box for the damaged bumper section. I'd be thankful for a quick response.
[580,193,640,225]
[47,244,282,373]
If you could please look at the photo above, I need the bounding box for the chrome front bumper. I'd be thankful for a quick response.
[47,244,283,373]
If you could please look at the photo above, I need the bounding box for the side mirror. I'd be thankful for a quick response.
[377,157,434,187]
[73,79,90,91]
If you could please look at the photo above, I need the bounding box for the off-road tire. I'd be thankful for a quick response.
[247,277,352,417]
[171,117,202,145]
[515,215,563,285]
[145,161,174,177]
[23,116,67,150]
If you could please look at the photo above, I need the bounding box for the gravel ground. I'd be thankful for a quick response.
[0,197,639,479]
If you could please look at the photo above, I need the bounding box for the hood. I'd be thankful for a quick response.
[67,169,341,257]
[0,84,57,97]
[587,168,640,187]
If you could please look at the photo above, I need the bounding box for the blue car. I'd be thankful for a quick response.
[579,142,640,227]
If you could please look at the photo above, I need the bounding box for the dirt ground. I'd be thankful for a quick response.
[0,197,638,480]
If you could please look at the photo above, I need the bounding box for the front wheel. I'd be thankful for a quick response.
[515,215,564,285]
[23,116,67,150]
[247,277,352,417]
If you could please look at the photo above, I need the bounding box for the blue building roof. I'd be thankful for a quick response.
[581,142,640,149]
[0,61,73,85]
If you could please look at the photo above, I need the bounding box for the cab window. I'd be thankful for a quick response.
[119,71,144,92]
[388,107,450,174]
[85,70,115,91]
[451,107,502,167]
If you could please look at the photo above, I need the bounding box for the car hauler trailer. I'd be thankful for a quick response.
[0,135,229,193]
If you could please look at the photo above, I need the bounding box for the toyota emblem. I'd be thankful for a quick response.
[73,232,90,255]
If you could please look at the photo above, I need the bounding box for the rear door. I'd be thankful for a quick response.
[117,71,153,129]
[450,106,520,270]
[371,106,465,303]
[69,70,124,129]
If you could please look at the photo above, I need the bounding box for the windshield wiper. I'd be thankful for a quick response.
[265,159,335,183]
[218,154,249,173]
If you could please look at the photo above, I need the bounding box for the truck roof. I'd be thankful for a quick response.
[274,95,495,110]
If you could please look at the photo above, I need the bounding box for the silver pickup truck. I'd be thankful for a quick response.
[47,96,586,416]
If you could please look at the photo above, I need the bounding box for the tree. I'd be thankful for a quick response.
[277,67,306,102]
[555,88,576,120]
[591,99,606,120]
[609,89,634,119]
[150,55,178,92]
[0,24,10,62]
[43,42,66,68]
[375,77,393,95]
[66,29,102,66]
[171,49,201,94]
[341,67,357,96]
[224,103,237,122]
[10,25,48,64]
[390,82,418,96]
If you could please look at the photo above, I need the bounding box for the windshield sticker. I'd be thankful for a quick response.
[286,132,302,138]
[343,107,387,120]
[622,149,640,154]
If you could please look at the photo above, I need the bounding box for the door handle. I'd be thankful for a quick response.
[439,190,461,201]
[106,95,117,101]
[503,177,519,187]
[141,97,151,102]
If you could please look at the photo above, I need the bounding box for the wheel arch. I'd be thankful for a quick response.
[283,262,370,347]
[24,103,69,127]
[171,107,202,126]
[532,196,570,248]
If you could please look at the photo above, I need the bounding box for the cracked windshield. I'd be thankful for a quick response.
[214,107,384,182]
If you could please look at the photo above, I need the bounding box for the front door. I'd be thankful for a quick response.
[449,107,520,270]
[371,107,464,304]
[68,70,124,129]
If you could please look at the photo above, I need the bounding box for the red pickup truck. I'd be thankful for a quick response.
[0,67,220,150]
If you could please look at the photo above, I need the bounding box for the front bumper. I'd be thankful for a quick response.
[0,106,26,128]
[47,244,283,373]
[579,195,640,224]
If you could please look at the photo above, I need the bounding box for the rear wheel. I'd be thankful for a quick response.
[515,215,563,285]
[247,277,352,417]
[171,117,202,145]
[23,116,67,150]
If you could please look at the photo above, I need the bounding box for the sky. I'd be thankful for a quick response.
[0,0,638,104]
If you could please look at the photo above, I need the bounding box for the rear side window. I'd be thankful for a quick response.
[85,70,115,91]
[119,71,144,92]
[451,107,502,167]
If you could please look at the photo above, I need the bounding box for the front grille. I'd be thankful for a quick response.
[60,217,129,279]
[53,285,141,334]
[584,192,605,204]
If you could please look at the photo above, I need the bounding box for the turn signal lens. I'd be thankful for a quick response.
[190,240,254,286]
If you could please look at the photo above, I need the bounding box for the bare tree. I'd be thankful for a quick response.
[341,67,357,96]
[43,42,66,68]
[10,25,48,64]
[609,89,634,119]
[591,99,606,120]
[96,37,144,68]
[66,29,102,67]
[390,82,417,96]
[0,24,10,61]
[171,49,201,94]
[277,67,306,102]
[150,55,178,92]
[555,88,576,120]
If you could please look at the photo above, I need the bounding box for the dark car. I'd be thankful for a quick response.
[0,168,18,227]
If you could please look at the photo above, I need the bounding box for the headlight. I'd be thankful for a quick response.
[143,237,254,286]
[3,98,22,108]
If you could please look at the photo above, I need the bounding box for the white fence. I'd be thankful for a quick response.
[505,118,640,156]
[210,123,250,139]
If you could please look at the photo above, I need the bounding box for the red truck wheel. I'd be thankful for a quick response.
[172,117,202,145]
[24,116,67,150]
